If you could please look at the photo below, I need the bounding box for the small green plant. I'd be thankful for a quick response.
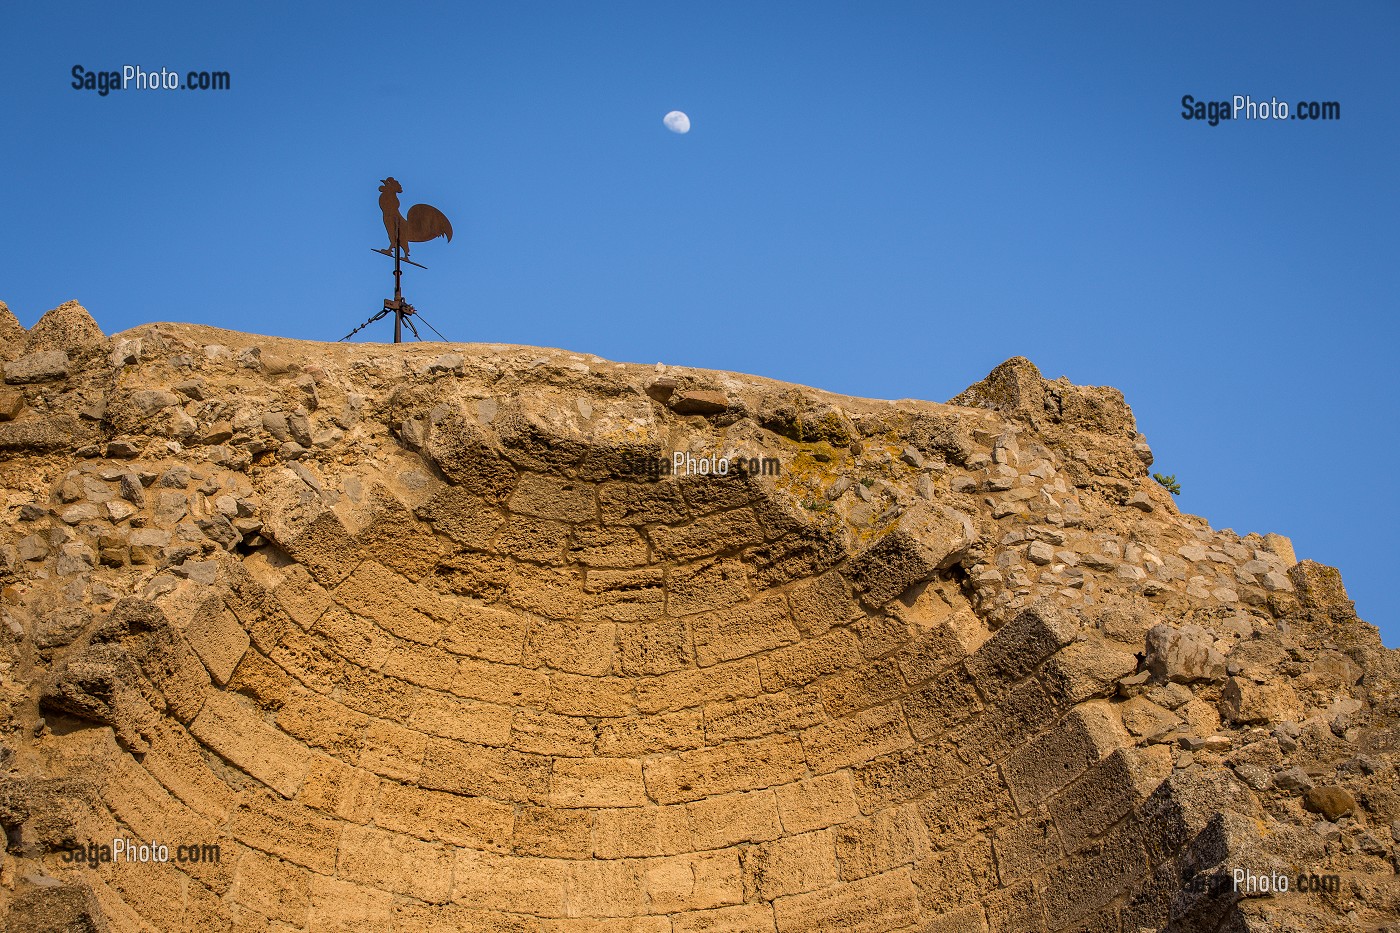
[859,477,875,488]
[1153,472,1182,496]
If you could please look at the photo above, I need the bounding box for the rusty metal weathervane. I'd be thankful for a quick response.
[341,177,454,343]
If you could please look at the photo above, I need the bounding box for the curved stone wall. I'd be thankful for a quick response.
[1,306,1396,932]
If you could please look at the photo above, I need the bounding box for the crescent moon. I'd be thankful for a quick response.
[663,111,691,134]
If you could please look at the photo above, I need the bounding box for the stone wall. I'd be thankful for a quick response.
[0,301,1396,932]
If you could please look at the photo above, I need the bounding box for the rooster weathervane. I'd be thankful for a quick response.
[341,176,454,343]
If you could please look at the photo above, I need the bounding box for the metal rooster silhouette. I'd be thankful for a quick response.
[377,177,453,258]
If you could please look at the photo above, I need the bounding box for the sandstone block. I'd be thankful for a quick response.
[691,595,798,667]
[1262,532,1296,566]
[774,771,862,834]
[852,746,963,815]
[266,626,345,697]
[0,299,25,358]
[229,791,342,873]
[741,830,840,903]
[901,667,981,740]
[419,738,551,804]
[596,709,705,757]
[685,788,783,849]
[833,804,931,881]
[570,524,651,567]
[965,601,1078,697]
[592,804,692,859]
[275,690,369,758]
[1218,676,1302,726]
[564,857,650,918]
[512,805,593,858]
[908,835,997,915]
[616,617,694,675]
[99,748,191,844]
[454,657,551,707]
[1287,559,1351,610]
[704,689,826,743]
[1049,745,1172,849]
[1040,820,1147,929]
[546,672,634,718]
[757,628,863,691]
[297,755,378,823]
[598,480,691,525]
[650,508,764,561]
[801,703,913,772]
[1003,701,1125,809]
[279,510,365,586]
[422,408,520,499]
[786,571,857,636]
[509,472,597,522]
[672,903,779,933]
[894,619,971,685]
[452,850,570,916]
[357,720,428,781]
[334,561,440,644]
[380,641,462,690]
[4,349,69,384]
[231,849,311,926]
[670,389,729,415]
[643,735,806,804]
[843,504,973,606]
[189,690,312,797]
[337,822,454,903]
[550,757,647,808]
[634,659,762,714]
[820,658,907,718]
[0,413,92,452]
[353,486,442,579]
[183,604,250,685]
[271,560,331,624]
[1145,623,1225,684]
[409,693,514,747]
[307,873,394,929]
[991,814,1061,885]
[438,603,531,663]
[415,486,506,547]
[642,850,743,912]
[916,767,1014,844]
[1,881,107,933]
[772,867,922,933]
[666,556,751,616]
[334,665,414,721]
[0,388,23,420]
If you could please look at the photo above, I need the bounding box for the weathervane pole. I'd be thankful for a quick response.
[393,219,404,343]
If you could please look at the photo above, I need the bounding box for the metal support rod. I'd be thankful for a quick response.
[393,220,404,343]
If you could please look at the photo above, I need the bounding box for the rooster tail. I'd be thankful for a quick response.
[404,203,453,244]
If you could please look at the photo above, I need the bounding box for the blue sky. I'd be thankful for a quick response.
[3,2,1397,644]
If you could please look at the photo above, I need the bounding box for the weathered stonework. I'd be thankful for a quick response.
[0,305,1396,932]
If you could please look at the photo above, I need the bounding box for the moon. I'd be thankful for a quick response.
[663,110,691,134]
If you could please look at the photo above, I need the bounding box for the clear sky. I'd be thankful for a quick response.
[4,2,1397,644]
